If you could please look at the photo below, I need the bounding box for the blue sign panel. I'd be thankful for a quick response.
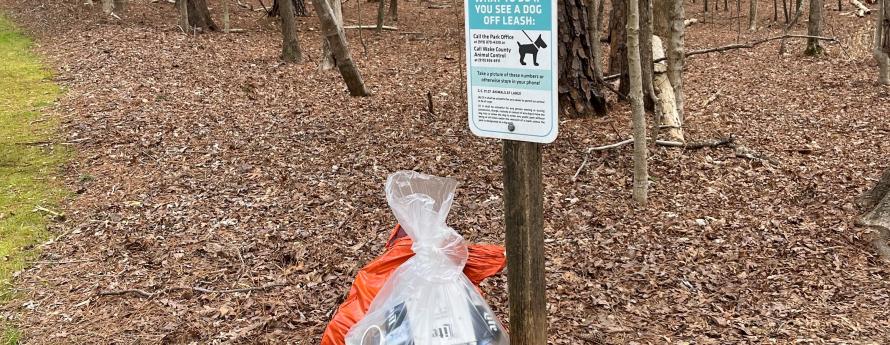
[465,0,558,143]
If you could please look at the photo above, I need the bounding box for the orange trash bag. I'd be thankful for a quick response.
[320,224,506,345]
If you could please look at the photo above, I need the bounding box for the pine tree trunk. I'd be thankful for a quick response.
[312,0,370,96]
[187,0,218,31]
[176,0,189,30]
[561,0,608,116]
[805,0,824,55]
[320,0,344,70]
[280,0,303,63]
[749,0,758,30]
[627,0,648,205]
[609,0,629,94]
[875,0,890,85]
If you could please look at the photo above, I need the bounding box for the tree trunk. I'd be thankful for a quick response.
[627,0,648,205]
[749,0,758,30]
[102,0,113,14]
[859,168,890,261]
[176,0,189,30]
[609,0,629,94]
[312,0,370,96]
[187,0,218,31]
[659,0,686,122]
[588,0,604,80]
[376,0,386,33]
[389,0,398,21]
[805,0,824,55]
[640,0,656,110]
[280,0,303,63]
[774,0,778,21]
[779,0,803,54]
[876,0,890,85]
[561,0,608,117]
[223,0,230,33]
[114,0,127,13]
[654,0,670,34]
[320,0,344,70]
[269,0,308,17]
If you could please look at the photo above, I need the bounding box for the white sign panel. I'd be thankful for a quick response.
[465,0,558,143]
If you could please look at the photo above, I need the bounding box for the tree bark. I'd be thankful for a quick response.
[376,0,387,33]
[654,0,670,34]
[654,0,685,123]
[187,0,218,31]
[312,0,370,96]
[389,0,398,21]
[627,0,648,205]
[749,0,758,31]
[609,0,629,94]
[280,0,304,63]
[667,0,685,122]
[560,0,608,116]
[640,0,656,110]
[876,0,890,85]
[102,0,113,14]
[223,0,230,33]
[588,0,604,80]
[805,0,824,55]
[320,0,344,70]
[779,0,803,54]
[176,0,189,31]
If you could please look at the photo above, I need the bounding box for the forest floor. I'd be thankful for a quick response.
[0,0,888,343]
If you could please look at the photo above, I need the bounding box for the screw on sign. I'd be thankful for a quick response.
[465,0,557,343]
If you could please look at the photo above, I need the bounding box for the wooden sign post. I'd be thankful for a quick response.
[502,140,546,344]
[465,0,557,342]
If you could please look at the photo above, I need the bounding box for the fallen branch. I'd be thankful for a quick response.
[588,138,634,152]
[850,0,872,16]
[98,289,154,298]
[187,283,291,294]
[682,35,838,59]
[98,283,291,299]
[33,258,98,265]
[684,18,700,27]
[344,25,398,30]
[33,205,65,220]
[587,137,736,152]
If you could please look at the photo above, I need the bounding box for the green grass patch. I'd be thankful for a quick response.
[0,14,69,342]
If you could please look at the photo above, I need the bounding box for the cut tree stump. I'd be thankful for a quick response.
[859,168,890,261]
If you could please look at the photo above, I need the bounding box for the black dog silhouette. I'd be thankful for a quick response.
[517,34,548,66]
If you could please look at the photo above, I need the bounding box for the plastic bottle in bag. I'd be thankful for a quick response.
[345,171,509,345]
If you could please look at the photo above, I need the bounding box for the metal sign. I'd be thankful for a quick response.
[465,0,558,143]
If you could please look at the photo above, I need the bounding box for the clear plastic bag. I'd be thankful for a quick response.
[345,171,509,345]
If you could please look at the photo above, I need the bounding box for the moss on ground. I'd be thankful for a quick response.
[0,14,68,344]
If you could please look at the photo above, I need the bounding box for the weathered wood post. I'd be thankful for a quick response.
[503,140,546,345]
